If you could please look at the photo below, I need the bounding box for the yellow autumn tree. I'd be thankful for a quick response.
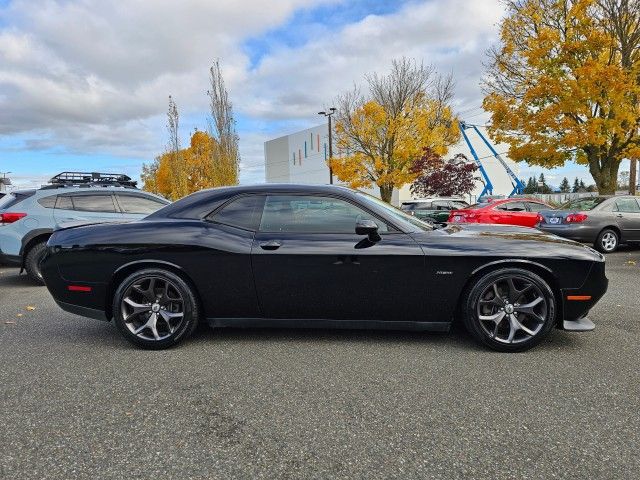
[143,130,223,200]
[483,0,640,194]
[330,58,459,203]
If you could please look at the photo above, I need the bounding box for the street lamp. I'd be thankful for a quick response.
[318,107,336,184]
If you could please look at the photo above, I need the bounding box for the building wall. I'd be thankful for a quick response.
[264,124,516,205]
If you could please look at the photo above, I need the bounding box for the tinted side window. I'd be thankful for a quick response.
[117,195,167,214]
[72,195,117,213]
[259,195,388,233]
[496,202,526,212]
[55,195,74,210]
[208,195,265,231]
[616,198,640,213]
[38,195,57,209]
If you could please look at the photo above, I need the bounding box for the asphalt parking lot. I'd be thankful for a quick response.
[1,250,639,480]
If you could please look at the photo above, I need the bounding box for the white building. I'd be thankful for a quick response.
[264,124,520,205]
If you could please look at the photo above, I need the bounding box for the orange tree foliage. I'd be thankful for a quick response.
[330,59,460,203]
[484,0,640,194]
[142,130,224,200]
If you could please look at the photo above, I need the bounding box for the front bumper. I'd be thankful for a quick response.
[559,260,608,329]
[563,317,595,331]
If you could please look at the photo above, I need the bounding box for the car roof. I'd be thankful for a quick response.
[146,183,368,220]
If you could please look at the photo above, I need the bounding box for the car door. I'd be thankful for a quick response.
[613,198,640,241]
[53,193,123,226]
[251,194,427,322]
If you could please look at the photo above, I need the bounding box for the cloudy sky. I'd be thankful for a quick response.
[0,0,600,189]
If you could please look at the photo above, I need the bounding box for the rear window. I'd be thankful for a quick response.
[0,191,36,210]
[561,197,607,211]
[450,201,468,210]
[400,203,417,211]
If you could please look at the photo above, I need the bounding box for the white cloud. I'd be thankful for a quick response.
[0,0,505,184]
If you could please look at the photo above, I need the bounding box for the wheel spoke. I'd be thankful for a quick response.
[479,311,506,323]
[514,297,545,323]
[122,297,151,318]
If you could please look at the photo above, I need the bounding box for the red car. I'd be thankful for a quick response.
[448,198,552,228]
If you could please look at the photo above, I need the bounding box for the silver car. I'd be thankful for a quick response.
[537,196,640,253]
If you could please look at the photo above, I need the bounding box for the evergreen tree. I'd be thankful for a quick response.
[559,177,571,193]
[572,178,580,193]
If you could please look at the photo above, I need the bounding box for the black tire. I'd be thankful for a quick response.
[112,268,199,349]
[461,268,556,352]
[595,228,619,253]
[24,241,48,285]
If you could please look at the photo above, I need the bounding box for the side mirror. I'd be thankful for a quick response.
[355,219,381,242]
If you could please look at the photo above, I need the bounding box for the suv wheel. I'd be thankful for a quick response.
[25,241,48,284]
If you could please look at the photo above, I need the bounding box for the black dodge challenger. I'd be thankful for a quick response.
[41,184,608,352]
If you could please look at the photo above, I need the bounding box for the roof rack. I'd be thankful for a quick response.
[43,172,138,189]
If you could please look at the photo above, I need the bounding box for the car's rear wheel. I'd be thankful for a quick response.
[595,228,619,253]
[24,241,48,285]
[112,269,199,349]
[462,268,556,352]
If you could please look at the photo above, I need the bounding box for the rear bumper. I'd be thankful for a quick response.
[54,299,110,322]
[538,224,601,243]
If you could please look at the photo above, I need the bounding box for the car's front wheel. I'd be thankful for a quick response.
[112,269,199,349]
[462,268,556,352]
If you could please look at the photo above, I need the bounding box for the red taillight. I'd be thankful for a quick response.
[0,212,27,224]
[566,213,588,223]
[536,214,543,224]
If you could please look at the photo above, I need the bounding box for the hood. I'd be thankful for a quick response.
[410,222,603,262]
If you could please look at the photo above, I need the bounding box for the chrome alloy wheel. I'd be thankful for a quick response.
[600,232,617,252]
[121,276,185,341]
[476,275,548,344]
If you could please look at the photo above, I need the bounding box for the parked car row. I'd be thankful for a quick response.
[0,172,169,282]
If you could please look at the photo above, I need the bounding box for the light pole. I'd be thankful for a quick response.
[318,107,336,184]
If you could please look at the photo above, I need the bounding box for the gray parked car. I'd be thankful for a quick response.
[537,195,640,253]
[0,172,170,282]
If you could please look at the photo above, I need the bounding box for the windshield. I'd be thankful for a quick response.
[560,197,608,211]
[354,191,433,232]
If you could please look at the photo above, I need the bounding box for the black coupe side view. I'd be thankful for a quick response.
[41,184,608,352]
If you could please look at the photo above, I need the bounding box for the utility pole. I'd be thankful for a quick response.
[318,107,336,184]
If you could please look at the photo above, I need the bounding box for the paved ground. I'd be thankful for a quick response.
[1,249,639,480]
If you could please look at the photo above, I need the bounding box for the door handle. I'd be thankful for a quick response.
[260,240,282,251]
[616,214,623,218]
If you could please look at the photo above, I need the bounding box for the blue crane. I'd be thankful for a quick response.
[458,121,525,198]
